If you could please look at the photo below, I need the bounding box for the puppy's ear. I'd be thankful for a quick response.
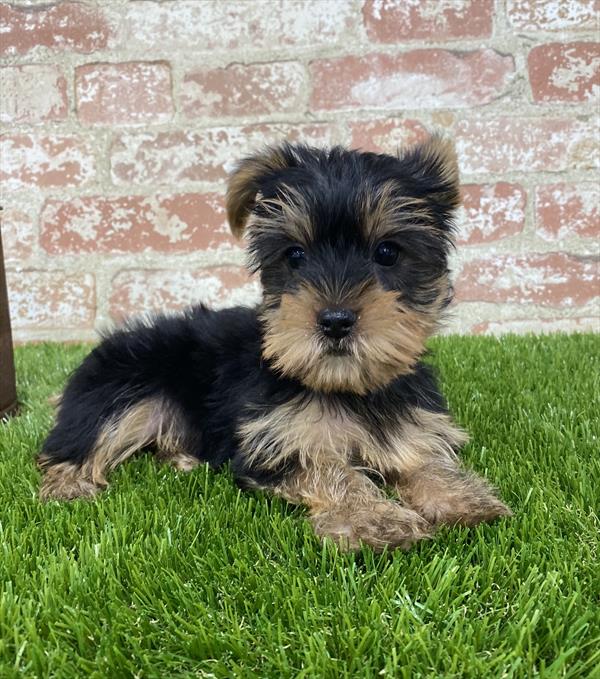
[399,134,460,225]
[226,146,289,238]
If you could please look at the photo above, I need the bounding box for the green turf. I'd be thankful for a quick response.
[1,335,599,678]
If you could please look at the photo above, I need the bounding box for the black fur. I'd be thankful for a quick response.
[42,305,447,488]
[248,143,456,310]
[40,141,458,496]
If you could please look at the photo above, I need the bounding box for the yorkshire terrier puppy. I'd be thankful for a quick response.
[38,138,511,551]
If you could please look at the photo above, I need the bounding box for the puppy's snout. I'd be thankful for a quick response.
[317,308,356,340]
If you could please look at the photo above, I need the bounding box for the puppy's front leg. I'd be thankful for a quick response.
[275,462,431,552]
[395,459,512,527]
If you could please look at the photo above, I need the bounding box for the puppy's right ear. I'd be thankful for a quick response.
[226,146,288,238]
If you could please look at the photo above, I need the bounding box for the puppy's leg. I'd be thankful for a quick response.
[368,408,511,527]
[245,461,432,552]
[395,459,511,527]
[39,395,194,501]
[39,317,206,501]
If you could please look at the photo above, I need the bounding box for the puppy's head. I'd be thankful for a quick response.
[226,138,460,394]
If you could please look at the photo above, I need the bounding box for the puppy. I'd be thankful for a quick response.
[38,139,511,551]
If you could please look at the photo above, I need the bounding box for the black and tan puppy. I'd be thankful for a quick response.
[39,138,511,551]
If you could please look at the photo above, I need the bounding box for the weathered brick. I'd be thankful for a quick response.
[507,0,599,31]
[7,271,95,330]
[472,317,600,335]
[535,183,600,240]
[0,135,95,189]
[40,193,233,254]
[76,62,173,126]
[455,117,598,174]
[0,65,68,124]
[458,183,526,245]
[363,0,493,42]
[0,2,113,56]
[456,253,599,306]
[310,50,514,111]
[349,118,429,153]
[181,62,306,118]
[110,123,336,185]
[0,207,36,261]
[121,0,355,51]
[109,268,261,321]
[528,42,600,103]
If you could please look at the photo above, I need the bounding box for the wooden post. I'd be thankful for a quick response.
[0,216,18,419]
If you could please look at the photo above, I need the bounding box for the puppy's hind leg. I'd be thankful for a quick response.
[39,396,185,501]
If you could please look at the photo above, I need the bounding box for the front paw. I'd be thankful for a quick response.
[415,489,512,527]
[312,501,431,552]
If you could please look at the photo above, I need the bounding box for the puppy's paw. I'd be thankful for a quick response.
[165,452,201,473]
[398,465,512,528]
[312,501,431,552]
[39,462,105,501]
[413,489,512,527]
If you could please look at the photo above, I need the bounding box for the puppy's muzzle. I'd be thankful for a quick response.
[317,308,357,340]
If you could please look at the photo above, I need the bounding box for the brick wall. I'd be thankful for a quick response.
[1,0,598,342]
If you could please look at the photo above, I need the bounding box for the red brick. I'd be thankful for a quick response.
[109,268,261,321]
[455,117,598,174]
[535,183,599,240]
[6,271,95,330]
[0,65,68,124]
[122,0,355,51]
[507,0,599,31]
[349,118,429,153]
[76,62,173,126]
[110,123,336,186]
[310,50,514,111]
[40,193,233,254]
[528,42,600,103]
[363,0,493,42]
[456,253,599,306]
[0,134,95,189]
[181,63,306,118]
[472,317,600,335]
[0,2,113,56]
[458,183,526,245]
[0,207,36,261]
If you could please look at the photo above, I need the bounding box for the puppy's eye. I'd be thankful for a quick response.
[373,241,400,267]
[285,246,306,269]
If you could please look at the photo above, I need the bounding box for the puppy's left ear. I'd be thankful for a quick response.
[226,146,288,238]
[399,134,460,226]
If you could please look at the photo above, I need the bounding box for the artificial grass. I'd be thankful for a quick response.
[0,335,598,679]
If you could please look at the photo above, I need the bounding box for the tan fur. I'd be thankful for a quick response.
[165,452,201,472]
[274,463,431,551]
[47,393,62,408]
[226,147,289,237]
[238,395,370,471]
[360,182,437,243]
[236,395,487,549]
[414,135,460,206]
[250,185,314,244]
[261,282,443,394]
[239,398,466,477]
[39,399,195,501]
[359,408,469,477]
[38,460,104,501]
[396,460,511,526]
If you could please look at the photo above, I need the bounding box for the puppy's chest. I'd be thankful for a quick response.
[238,396,396,470]
[237,395,465,473]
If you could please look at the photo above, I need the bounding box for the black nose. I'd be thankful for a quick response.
[317,308,356,340]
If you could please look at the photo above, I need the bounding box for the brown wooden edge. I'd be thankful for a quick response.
[0,208,18,420]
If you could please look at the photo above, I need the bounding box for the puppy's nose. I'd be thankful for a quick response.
[317,308,356,340]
